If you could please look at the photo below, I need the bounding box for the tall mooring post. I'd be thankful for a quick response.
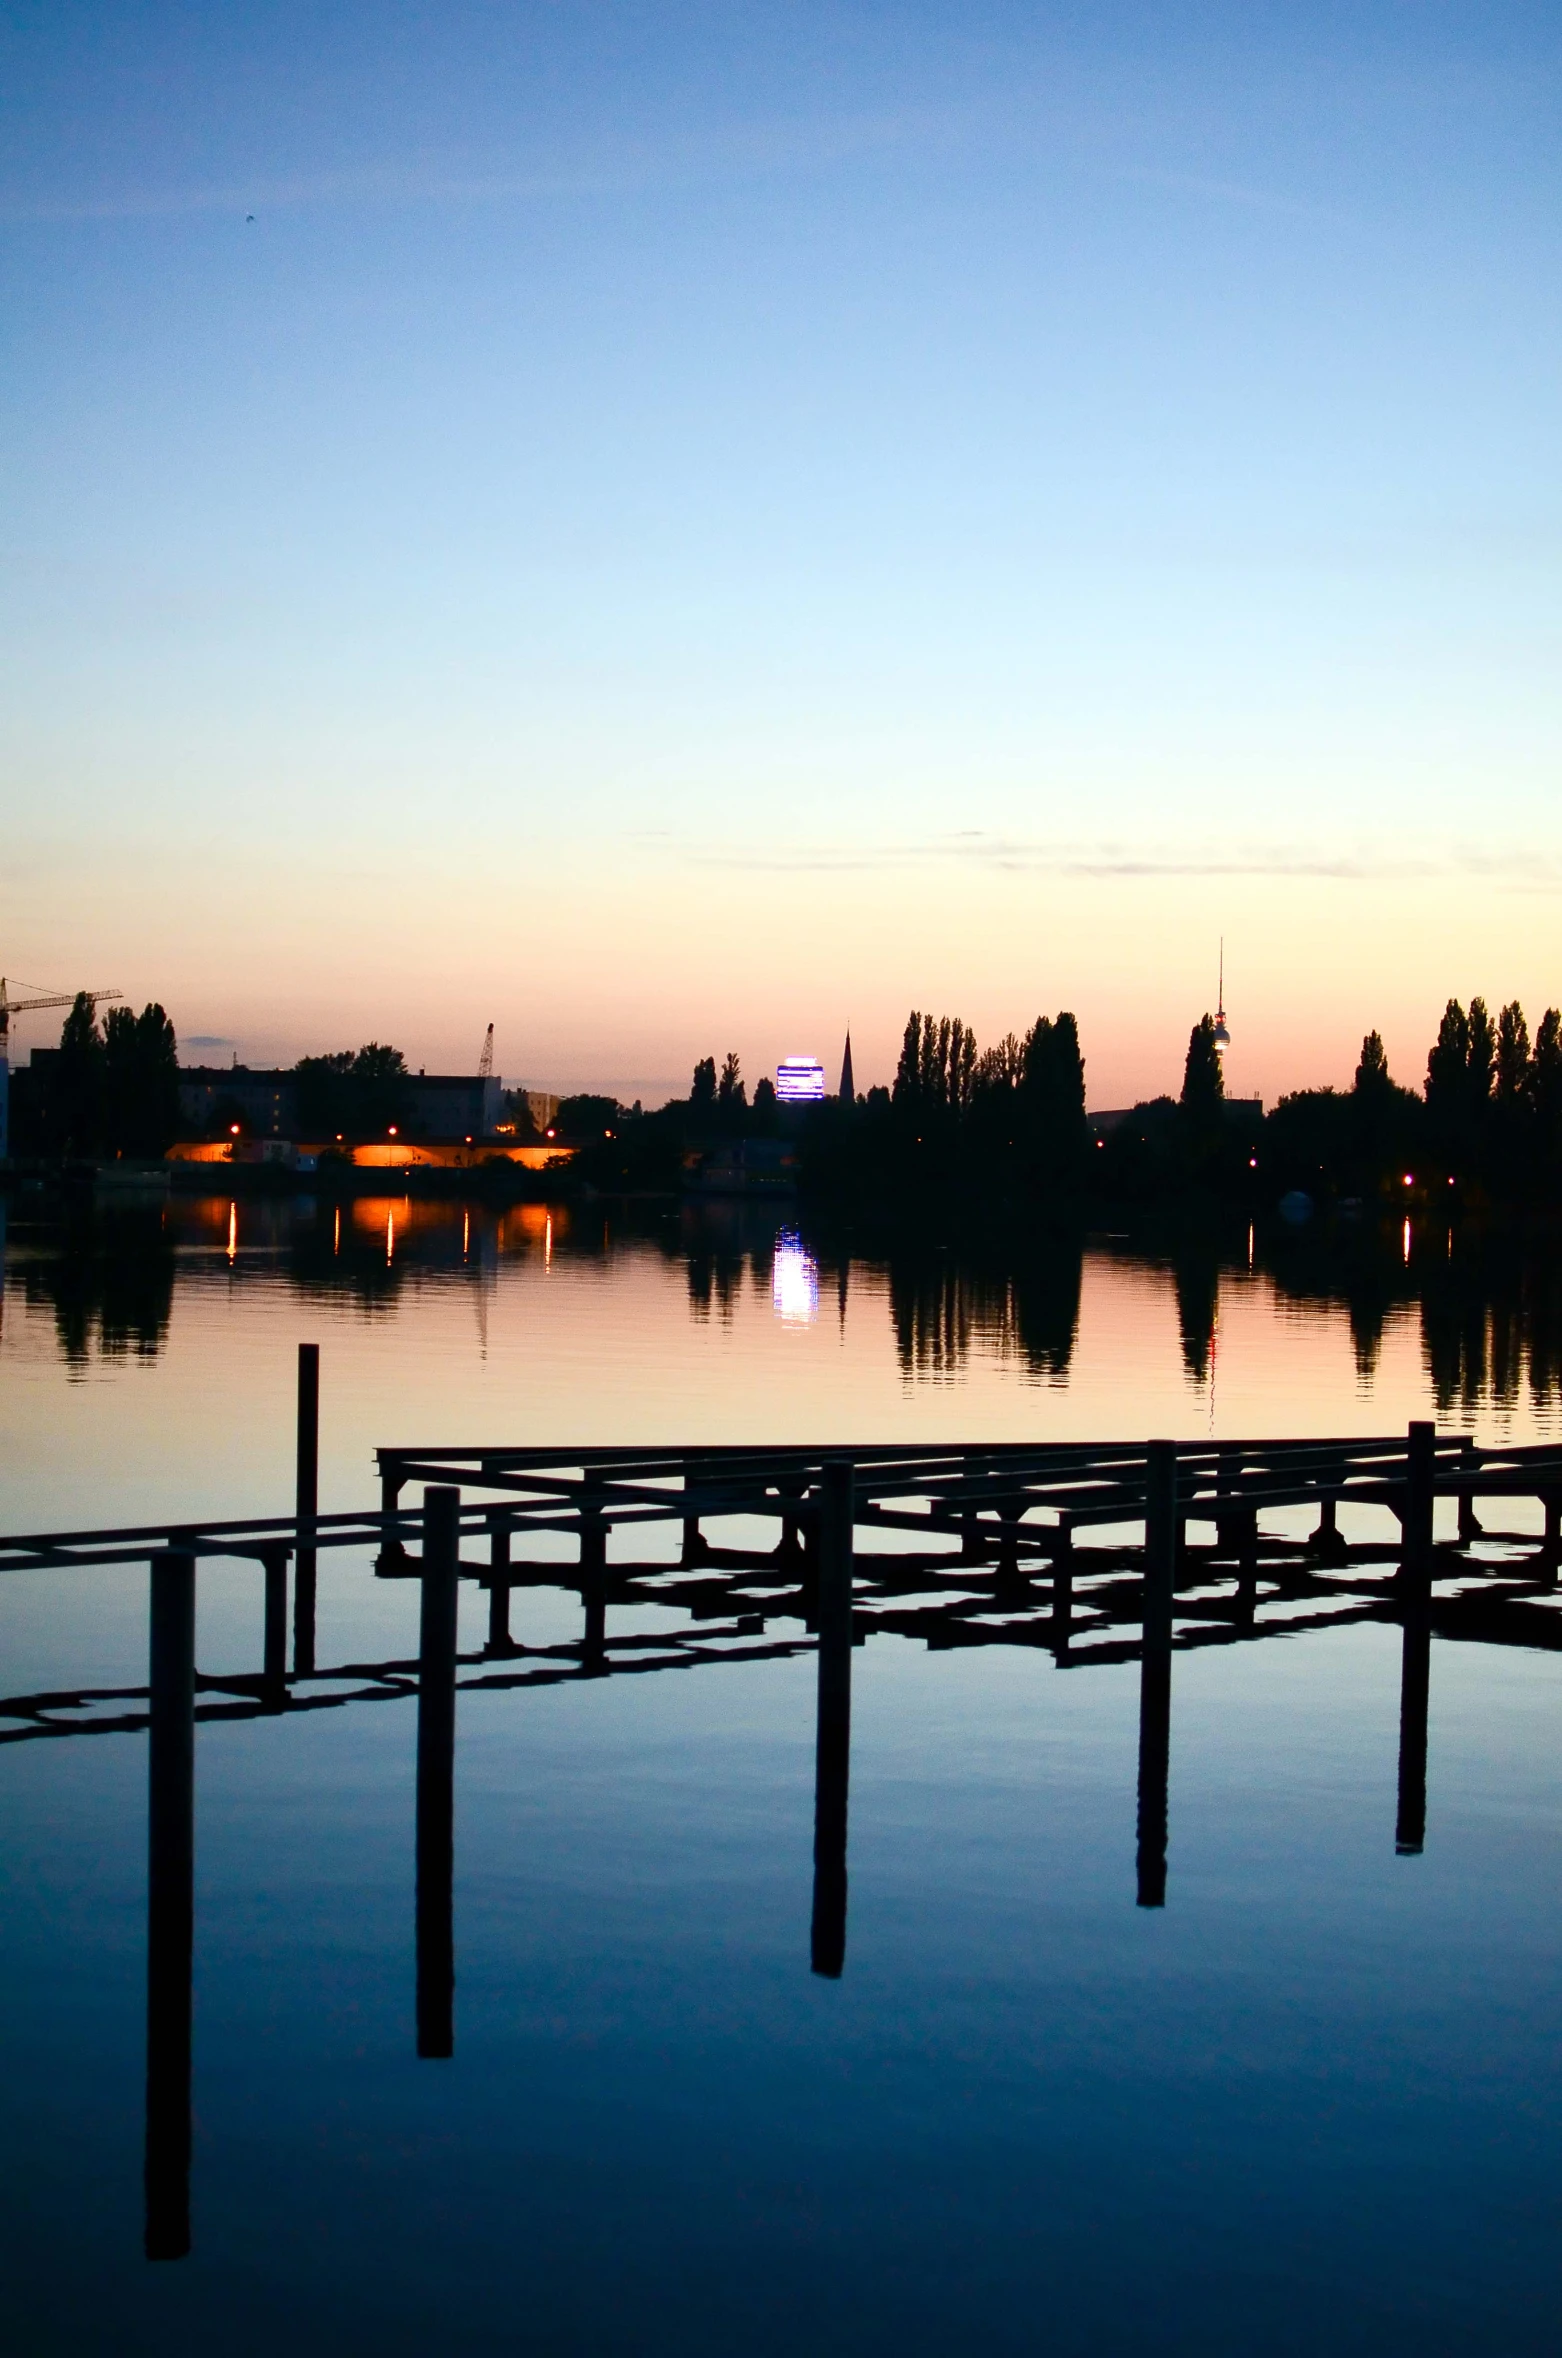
[580,1475,607,1673]
[811,1459,854,1979]
[1396,1421,1435,1855]
[1136,1442,1176,1909]
[416,1486,460,2059]
[145,1547,196,2262]
[261,1544,288,1706]
[293,1343,319,1675]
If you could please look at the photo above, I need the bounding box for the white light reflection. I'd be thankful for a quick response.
[386,1209,395,1265]
[772,1230,820,1325]
[1402,1217,1412,1265]
[226,1202,237,1264]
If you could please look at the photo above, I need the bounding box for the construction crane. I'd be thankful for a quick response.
[0,976,123,1161]
[477,1023,494,1081]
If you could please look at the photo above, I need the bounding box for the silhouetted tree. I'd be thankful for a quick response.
[1354,1031,1391,1095]
[690,1056,717,1111]
[1020,1012,1088,1182]
[717,1051,746,1108]
[1180,1015,1225,1136]
[295,1043,410,1138]
[101,1003,180,1158]
[54,993,106,1154]
[1495,1002,1530,1104]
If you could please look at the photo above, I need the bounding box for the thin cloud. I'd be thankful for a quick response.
[692,835,1562,884]
[0,101,979,226]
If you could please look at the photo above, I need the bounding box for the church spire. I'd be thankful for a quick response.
[838,1029,855,1103]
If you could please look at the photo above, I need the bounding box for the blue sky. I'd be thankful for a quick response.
[2,3,1558,1102]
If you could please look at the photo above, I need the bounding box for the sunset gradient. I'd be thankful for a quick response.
[3,4,1558,1107]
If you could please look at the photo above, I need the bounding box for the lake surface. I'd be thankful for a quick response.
[2,1192,1560,2352]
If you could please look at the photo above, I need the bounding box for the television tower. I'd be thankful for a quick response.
[1213,942,1230,1057]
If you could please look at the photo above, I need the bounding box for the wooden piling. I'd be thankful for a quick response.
[486,1513,512,1650]
[293,1344,319,1676]
[416,1486,459,2059]
[1136,1443,1176,1908]
[1402,1420,1435,1598]
[811,1459,854,1978]
[261,1545,288,1702]
[145,1548,195,2261]
[1052,1557,1073,1657]
[1395,1608,1431,1855]
[1456,1436,1481,1543]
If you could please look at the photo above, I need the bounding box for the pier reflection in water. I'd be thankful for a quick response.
[7,1409,1555,2293]
[6,1201,1562,2349]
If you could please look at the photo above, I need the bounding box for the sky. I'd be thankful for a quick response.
[2,2,1558,1108]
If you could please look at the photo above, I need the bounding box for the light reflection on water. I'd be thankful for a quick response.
[3,1190,1562,1538]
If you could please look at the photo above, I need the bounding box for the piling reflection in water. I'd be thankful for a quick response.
[144,1549,194,2262]
[0,1419,1532,2258]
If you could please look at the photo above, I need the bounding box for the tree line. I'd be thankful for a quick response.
[11,993,181,1160]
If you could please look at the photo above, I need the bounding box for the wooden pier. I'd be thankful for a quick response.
[5,1347,1562,2256]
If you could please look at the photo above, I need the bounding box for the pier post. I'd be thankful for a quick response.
[1052,1556,1073,1658]
[811,1459,854,1979]
[1236,1506,1258,1627]
[1542,1492,1561,1581]
[1395,1423,1435,1855]
[486,1511,511,1651]
[145,1548,195,2261]
[416,1486,460,2059]
[580,1477,607,1673]
[681,1450,708,1567]
[1401,1421,1436,1596]
[1395,1608,1431,1855]
[961,1451,987,1563]
[1137,1443,1176,1909]
[997,1498,1024,1588]
[261,1545,288,1704]
[293,1343,319,1676]
[1457,1435,1481,1543]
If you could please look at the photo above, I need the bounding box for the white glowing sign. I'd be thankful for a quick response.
[772,1230,820,1325]
[775,1057,826,1102]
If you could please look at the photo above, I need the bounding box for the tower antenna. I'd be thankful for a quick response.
[1213,941,1230,1056]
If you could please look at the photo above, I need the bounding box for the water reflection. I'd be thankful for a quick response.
[7,1194,1562,1430]
[888,1239,1081,1380]
[772,1230,819,1326]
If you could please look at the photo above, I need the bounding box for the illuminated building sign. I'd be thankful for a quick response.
[775,1058,826,1102]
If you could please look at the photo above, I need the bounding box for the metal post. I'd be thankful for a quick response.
[261,1545,288,1704]
[293,1343,319,1675]
[416,1486,459,2060]
[811,1459,854,1978]
[145,1549,195,2261]
[1137,1443,1175,1909]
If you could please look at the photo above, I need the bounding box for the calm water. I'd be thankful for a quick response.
[2,1193,1560,2352]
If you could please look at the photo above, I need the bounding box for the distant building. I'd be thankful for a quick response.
[775,1058,826,1104]
[176,1065,503,1141]
[838,1031,855,1102]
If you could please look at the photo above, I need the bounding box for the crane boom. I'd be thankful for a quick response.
[477,1023,494,1081]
